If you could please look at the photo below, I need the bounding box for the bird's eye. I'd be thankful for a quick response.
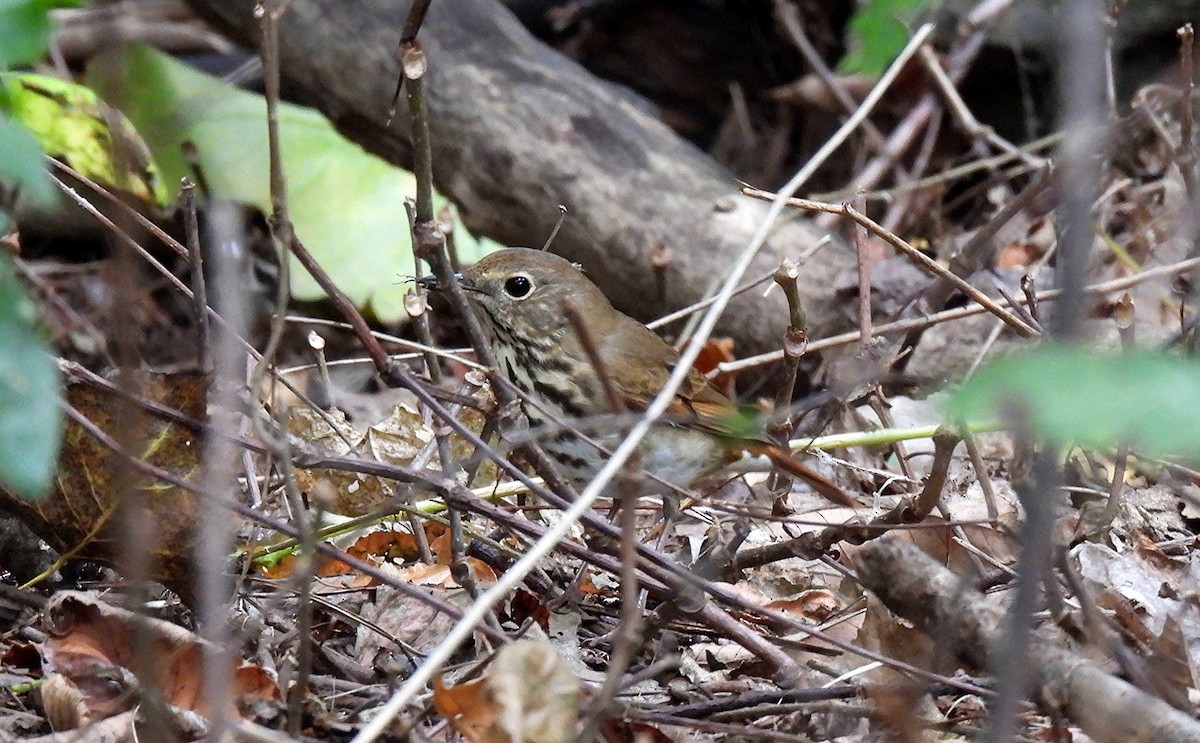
[503,275,534,299]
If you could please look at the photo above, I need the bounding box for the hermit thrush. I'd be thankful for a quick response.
[431,248,855,507]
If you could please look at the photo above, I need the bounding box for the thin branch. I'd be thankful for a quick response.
[1178,23,1197,202]
[717,255,1200,375]
[741,187,1039,337]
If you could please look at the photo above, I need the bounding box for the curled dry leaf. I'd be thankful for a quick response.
[292,398,496,516]
[691,337,737,397]
[39,672,90,732]
[258,526,429,579]
[39,592,279,729]
[766,588,842,622]
[434,639,580,743]
[290,405,388,515]
[1074,539,1200,672]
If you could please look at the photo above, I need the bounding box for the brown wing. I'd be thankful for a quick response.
[602,315,857,507]
[600,314,741,434]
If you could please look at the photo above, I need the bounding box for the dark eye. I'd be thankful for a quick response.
[503,275,534,299]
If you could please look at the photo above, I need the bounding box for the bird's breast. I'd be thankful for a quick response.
[492,334,595,423]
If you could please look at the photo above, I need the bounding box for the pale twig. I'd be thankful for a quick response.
[645,267,776,330]
[279,316,483,369]
[988,0,1108,734]
[961,429,999,520]
[810,133,1060,203]
[257,3,313,736]
[917,44,1045,168]
[1103,293,1136,523]
[741,187,1040,337]
[853,191,873,343]
[767,258,808,463]
[180,178,208,371]
[772,0,890,154]
[1177,24,1197,202]
[717,256,1200,375]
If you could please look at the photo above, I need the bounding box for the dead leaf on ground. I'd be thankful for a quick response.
[1074,539,1200,672]
[434,639,580,743]
[293,398,498,515]
[355,578,470,665]
[690,337,737,396]
[598,720,674,743]
[766,588,842,622]
[38,592,279,729]
[290,405,387,515]
[258,528,429,580]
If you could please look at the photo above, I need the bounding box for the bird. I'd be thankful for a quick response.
[428,247,855,507]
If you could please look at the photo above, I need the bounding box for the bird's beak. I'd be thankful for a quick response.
[416,272,470,292]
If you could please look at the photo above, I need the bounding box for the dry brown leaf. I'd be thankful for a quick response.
[39,592,279,728]
[393,558,497,589]
[39,672,91,731]
[1074,540,1200,672]
[434,674,501,742]
[1147,617,1195,709]
[258,529,427,579]
[766,588,842,622]
[690,337,737,397]
[292,398,497,514]
[366,403,434,464]
[355,581,469,662]
[435,639,580,743]
[598,719,674,743]
[505,590,551,632]
[290,406,391,515]
[395,561,456,587]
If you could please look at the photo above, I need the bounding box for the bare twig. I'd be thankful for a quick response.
[194,201,249,742]
[560,297,645,728]
[852,191,873,343]
[1178,24,1197,202]
[180,178,208,371]
[917,44,1043,167]
[771,0,890,154]
[741,187,1040,337]
[717,255,1200,376]
[257,2,313,734]
[1102,293,1136,523]
[961,429,999,521]
[767,257,808,493]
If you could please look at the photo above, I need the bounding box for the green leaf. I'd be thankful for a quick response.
[0,72,168,207]
[840,0,939,75]
[88,44,499,322]
[0,252,63,499]
[0,0,82,68]
[947,345,1200,458]
[0,0,52,68]
[0,112,56,206]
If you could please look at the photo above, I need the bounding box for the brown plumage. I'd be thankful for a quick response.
[454,248,855,507]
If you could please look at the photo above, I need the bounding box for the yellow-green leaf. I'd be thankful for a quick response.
[0,72,168,207]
